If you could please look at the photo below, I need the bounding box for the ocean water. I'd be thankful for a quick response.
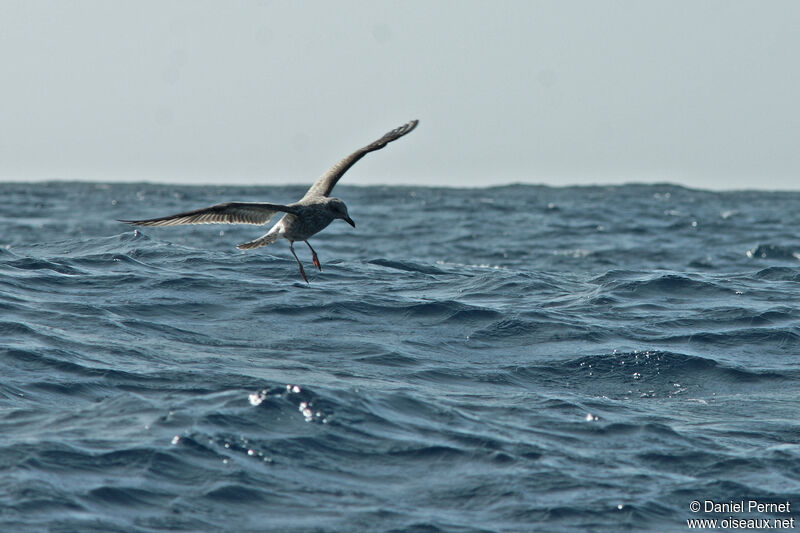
[1,181,799,532]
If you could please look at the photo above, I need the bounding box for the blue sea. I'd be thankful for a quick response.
[1,181,799,532]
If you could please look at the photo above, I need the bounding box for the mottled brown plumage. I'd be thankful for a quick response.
[120,120,419,283]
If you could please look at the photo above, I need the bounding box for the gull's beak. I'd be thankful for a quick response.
[344,216,356,228]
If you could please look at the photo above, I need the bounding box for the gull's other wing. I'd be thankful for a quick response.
[302,119,419,199]
[119,202,300,227]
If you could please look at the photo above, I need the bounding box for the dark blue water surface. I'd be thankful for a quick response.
[1,182,799,532]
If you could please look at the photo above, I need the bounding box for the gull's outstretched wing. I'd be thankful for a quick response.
[119,202,300,227]
[303,119,419,199]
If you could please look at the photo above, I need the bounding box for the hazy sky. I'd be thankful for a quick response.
[2,1,799,190]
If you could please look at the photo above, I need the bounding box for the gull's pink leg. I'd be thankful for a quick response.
[306,241,322,271]
[289,242,309,283]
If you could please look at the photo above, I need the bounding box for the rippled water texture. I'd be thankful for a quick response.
[1,182,799,532]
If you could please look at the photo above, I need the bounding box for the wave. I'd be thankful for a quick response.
[4,182,800,532]
[747,244,800,261]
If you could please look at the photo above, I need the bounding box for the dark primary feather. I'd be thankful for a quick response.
[119,202,300,227]
[303,119,419,199]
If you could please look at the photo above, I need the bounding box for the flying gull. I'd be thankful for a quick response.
[120,120,419,283]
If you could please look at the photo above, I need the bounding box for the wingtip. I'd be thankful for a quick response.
[387,119,419,140]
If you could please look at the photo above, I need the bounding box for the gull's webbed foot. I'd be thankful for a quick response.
[297,263,309,284]
[290,241,310,284]
[306,241,322,271]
